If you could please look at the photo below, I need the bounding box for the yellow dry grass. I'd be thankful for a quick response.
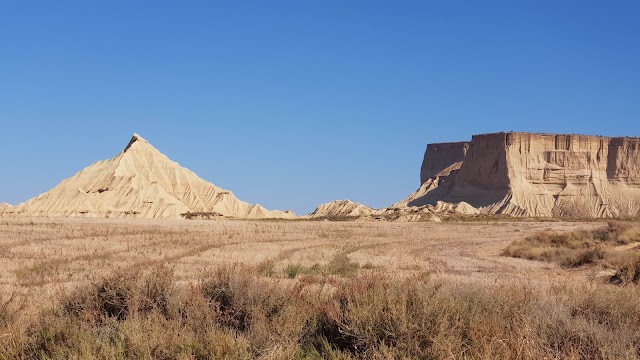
[2,217,637,359]
[0,218,596,297]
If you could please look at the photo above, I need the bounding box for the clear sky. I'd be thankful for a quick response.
[1,1,638,215]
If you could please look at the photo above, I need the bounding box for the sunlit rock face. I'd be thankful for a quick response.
[401,132,640,218]
[1,134,296,219]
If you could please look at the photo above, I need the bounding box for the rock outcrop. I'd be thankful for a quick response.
[0,134,296,219]
[308,200,376,218]
[400,132,640,218]
[307,200,465,222]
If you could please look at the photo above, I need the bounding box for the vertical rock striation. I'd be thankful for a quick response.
[400,132,640,218]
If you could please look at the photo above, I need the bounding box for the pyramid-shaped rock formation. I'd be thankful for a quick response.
[397,132,640,218]
[1,134,296,219]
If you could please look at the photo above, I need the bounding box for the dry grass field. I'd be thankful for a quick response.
[2,218,640,359]
[0,218,597,295]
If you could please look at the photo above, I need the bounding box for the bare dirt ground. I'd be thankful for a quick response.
[0,218,602,312]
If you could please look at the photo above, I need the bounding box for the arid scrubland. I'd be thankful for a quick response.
[1,218,640,359]
[504,221,640,284]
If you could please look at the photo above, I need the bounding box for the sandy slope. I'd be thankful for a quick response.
[0,134,295,219]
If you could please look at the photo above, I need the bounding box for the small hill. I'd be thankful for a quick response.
[308,200,376,218]
[0,134,296,219]
[307,199,477,222]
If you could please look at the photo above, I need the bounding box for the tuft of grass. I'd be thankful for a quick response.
[285,264,309,279]
[285,252,362,279]
[0,292,25,333]
[606,252,640,284]
[256,259,276,277]
[326,253,361,277]
[361,262,378,270]
[14,261,60,287]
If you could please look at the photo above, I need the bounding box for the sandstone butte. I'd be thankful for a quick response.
[395,132,640,218]
[310,132,640,219]
[0,134,296,219]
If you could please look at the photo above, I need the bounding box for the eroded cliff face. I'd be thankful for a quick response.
[608,138,640,184]
[403,132,640,218]
[420,142,469,184]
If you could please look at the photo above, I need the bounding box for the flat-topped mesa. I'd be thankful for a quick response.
[404,132,640,218]
[2,133,297,219]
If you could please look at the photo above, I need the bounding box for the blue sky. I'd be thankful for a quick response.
[1,1,638,215]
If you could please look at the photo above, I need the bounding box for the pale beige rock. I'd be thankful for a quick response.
[308,200,376,218]
[1,134,296,219]
[307,200,452,222]
[453,202,480,215]
[423,201,480,215]
[401,132,640,218]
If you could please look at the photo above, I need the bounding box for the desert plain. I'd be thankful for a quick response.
[5,216,640,359]
[0,217,597,299]
[0,219,602,296]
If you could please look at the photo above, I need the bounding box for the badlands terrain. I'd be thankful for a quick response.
[1,132,640,358]
[4,132,640,221]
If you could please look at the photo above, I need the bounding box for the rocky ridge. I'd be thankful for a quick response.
[308,199,477,222]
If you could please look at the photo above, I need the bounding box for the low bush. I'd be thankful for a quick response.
[180,212,224,220]
[285,252,362,279]
[2,264,640,359]
[504,221,640,284]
